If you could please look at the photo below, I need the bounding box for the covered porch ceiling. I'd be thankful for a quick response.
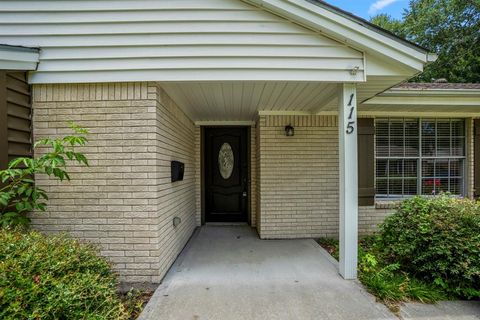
[161,76,406,122]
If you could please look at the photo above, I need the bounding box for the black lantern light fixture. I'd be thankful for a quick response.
[285,124,294,137]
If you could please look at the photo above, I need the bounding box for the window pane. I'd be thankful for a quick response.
[422,159,435,177]
[390,120,404,136]
[405,137,419,156]
[376,138,389,157]
[389,160,403,177]
[390,137,404,156]
[450,159,462,177]
[435,159,449,177]
[376,180,387,195]
[404,159,417,178]
[422,178,435,195]
[389,179,403,195]
[437,137,450,156]
[405,119,418,136]
[422,137,436,156]
[422,120,435,136]
[375,121,389,157]
[437,178,449,194]
[404,179,417,195]
[376,160,388,177]
[436,120,450,137]
[376,179,388,196]
[452,138,465,156]
[450,178,463,195]
[451,120,464,137]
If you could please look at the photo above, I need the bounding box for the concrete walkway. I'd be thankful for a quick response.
[139,225,395,320]
[400,301,480,320]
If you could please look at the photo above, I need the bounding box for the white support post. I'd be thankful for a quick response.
[338,83,358,279]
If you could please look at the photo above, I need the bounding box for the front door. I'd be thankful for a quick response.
[204,127,248,222]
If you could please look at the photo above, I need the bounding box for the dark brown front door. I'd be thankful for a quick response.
[204,127,248,222]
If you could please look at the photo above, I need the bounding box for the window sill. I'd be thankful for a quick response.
[374,200,402,209]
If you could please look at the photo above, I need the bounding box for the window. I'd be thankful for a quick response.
[375,118,465,198]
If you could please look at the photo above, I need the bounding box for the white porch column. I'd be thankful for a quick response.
[338,83,358,279]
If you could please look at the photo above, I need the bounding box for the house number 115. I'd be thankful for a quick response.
[346,93,355,134]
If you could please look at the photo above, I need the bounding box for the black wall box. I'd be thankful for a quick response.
[171,161,185,182]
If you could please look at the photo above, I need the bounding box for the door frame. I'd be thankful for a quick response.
[201,125,252,225]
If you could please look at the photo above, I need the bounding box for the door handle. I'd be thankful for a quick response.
[242,191,247,197]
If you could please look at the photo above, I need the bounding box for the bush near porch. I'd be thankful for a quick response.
[0,125,151,319]
[0,229,151,320]
[317,194,480,304]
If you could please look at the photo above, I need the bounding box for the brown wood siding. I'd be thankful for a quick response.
[474,119,480,198]
[358,118,375,206]
[0,71,32,169]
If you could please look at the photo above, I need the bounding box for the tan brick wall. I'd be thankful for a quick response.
[256,117,262,234]
[255,114,476,239]
[257,115,340,239]
[154,84,196,282]
[250,125,257,227]
[194,126,202,226]
[32,82,196,283]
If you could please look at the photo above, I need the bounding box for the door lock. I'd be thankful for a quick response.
[242,191,247,197]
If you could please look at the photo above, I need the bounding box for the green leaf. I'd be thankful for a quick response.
[15,202,24,211]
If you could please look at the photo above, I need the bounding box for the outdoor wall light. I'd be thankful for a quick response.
[173,216,181,227]
[285,124,294,137]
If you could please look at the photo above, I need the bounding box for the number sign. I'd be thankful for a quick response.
[346,93,355,135]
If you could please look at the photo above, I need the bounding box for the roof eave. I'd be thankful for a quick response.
[0,44,40,71]
[385,88,480,96]
[242,0,432,72]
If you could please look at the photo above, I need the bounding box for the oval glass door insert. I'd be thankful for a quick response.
[218,143,234,179]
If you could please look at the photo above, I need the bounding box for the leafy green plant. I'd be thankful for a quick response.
[378,195,480,299]
[316,234,449,304]
[0,123,88,228]
[0,229,128,319]
[358,247,446,303]
[121,289,153,320]
[370,0,480,83]
[317,237,339,260]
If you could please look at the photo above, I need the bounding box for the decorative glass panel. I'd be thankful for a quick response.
[218,143,234,179]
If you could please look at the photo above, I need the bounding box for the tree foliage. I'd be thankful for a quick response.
[0,123,89,228]
[370,0,480,82]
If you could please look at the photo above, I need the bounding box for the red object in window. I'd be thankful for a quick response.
[424,178,441,187]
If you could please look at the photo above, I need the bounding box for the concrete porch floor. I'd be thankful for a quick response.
[139,225,395,320]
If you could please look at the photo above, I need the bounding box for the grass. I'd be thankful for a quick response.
[316,237,448,309]
[121,289,154,320]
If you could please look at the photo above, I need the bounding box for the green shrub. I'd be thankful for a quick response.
[358,248,446,303]
[0,122,89,228]
[378,195,480,298]
[0,229,128,319]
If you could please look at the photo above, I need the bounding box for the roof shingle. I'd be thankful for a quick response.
[393,83,480,90]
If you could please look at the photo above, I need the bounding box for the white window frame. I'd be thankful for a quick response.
[375,118,466,200]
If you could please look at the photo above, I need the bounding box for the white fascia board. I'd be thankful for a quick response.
[0,45,39,70]
[359,111,480,117]
[195,120,255,126]
[258,110,338,116]
[243,0,429,72]
[28,69,364,84]
[364,95,480,106]
[0,60,38,71]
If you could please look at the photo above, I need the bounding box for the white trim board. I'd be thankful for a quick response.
[0,45,39,70]
[195,121,255,126]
